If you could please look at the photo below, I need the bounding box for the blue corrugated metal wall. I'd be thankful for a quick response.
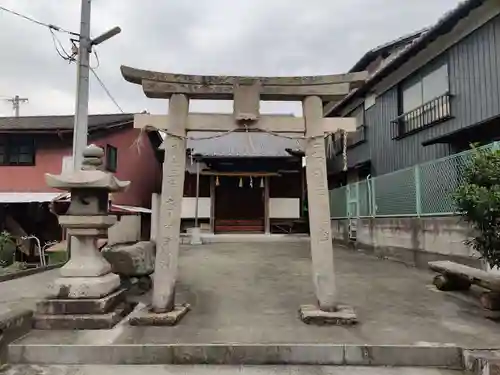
[330,14,500,177]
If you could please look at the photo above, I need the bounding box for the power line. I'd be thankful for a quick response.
[49,28,77,62]
[0,5,79,36]
[90,67,124,113]
[91,50,100,69]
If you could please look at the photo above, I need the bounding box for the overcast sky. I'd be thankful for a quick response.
[0,0,461,117]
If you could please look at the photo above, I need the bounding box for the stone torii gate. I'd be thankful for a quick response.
[121,65,367,325]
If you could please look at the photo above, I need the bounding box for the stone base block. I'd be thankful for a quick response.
[36,288,126,315]
[299,304,357,326]
[129,303,190,326]
[48,272,120,299]
[189,227,202,245]
[34,302,134,330]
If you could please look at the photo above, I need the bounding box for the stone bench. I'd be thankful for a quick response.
[428,260,500,311]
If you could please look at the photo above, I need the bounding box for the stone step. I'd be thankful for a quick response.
[0,365,465,375]
[8,339,464,368]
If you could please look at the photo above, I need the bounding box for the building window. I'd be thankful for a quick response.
[105,144,118,172]
[402,63,449,113]
[393,63,451,138]
[0,137,35,166]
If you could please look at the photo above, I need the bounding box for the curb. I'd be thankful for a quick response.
[0,263,64,283]
[8,343,463,367]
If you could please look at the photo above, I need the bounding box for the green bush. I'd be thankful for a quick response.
[0,231,16,267]
[454,146,500,269]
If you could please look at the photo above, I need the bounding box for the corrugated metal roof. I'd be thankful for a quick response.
[0,192,60,203]
[0,113,134,131]
[187,132,303,157]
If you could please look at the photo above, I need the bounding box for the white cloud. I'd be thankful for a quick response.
[0,0,461,117]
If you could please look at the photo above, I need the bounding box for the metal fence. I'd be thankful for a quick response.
[329,142,499,219]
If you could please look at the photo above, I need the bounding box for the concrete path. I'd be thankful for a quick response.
[0,269,57,315]
[6,242,500,348]
[128,242,500,347]
[2,365,464,374]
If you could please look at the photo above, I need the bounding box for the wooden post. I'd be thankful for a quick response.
[152,94,188,313]
[210,176,216,234]
[264,176,270,234]
[303,96,337,312]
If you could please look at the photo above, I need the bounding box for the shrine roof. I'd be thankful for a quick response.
[187,132,302,158]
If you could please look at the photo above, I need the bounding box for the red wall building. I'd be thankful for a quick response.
[0,114,162,208]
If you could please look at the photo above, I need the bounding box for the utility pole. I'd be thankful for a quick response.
[71,0,91,171]
[5,95,29,117]
[71,0,121,170]
[68,0,121,258]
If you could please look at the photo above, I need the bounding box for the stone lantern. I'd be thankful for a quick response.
[34,145,131,329]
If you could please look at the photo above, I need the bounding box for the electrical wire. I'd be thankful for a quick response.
[0,5,79,36]
[91,49,100,69]
[1,6,129,115]
[90,67,124,113]
[49,28,76,62]
[1,5,79,62]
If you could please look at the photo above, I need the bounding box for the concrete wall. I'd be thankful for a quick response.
[331,216,484,269]
[331,219,349,244]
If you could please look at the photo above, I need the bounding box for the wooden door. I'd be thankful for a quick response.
[214,176,265,233]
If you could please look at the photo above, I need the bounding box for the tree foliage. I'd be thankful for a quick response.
[0,230,15,267]
[454,146,500,269]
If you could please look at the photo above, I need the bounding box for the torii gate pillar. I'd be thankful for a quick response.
[122,66,367,326]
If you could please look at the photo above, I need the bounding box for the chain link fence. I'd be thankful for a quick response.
[330,142,498,219]
[329,186,347,218]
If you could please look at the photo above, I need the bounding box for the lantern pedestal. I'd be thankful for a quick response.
[34,145,131,330]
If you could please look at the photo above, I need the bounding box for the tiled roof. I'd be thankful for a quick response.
[187,131,303,157]
[0,113,134,131]
[349,28,428,73]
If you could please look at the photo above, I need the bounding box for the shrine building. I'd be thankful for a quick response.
[178,130,308,235]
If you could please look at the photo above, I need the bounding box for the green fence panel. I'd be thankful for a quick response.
[373,167,417,216]
[358,180,371,217]
[328,142,498,219]
[329,185,347,218]
[418,144,496,215]
[419,152,472,215]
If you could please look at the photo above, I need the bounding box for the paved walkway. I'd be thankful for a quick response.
[0,269,57,315]
[9,242,500,348]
